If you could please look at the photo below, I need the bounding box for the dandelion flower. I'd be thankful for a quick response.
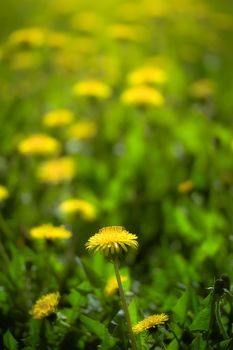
[31,292,60,319]
[73,79,111,99]
[108,24,147,42]
[86,226,138,255]
[70,12,103,34]
[8,27,46,47]
[105,275,128,296]
[18,134,60,156]
[121,85,164,106]
[133,313,169,334]
[67,122,97,140]
[0,185,9,202]
[189,79,215,99]
[37,157,75,183]
[43,109,74,127]
[127,66,167,85]
[59,198,96,220]
[178,180,194,194]
[30,224,72,240]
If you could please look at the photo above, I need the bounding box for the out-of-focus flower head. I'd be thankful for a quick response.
[10,52,42,70]
[7,28,46,48]
[59,198,96,220]
[0,185,9,202]
[178,180,194,194]
[121,85,164,106]
[43,109,74,128]
[31,292,60,319]
[37,157,76,183]
[190,79,215,99]
[30,224,72,239]
[127,66,167,85]
[107,24,147,42]
[18,134,60,156]
[70,12,103,34]
[73,79,111,99]
[67,122,97,140]
[105,275,128,296]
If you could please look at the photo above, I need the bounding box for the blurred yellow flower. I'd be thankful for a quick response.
[190,79,215,98]
[108,24,147,42]
[73,80,111,99]
[133,313,169,334]
[67,122,97,140]
[37,157,76,183]
[30,224,72,239]
[10,52,41,70]
[127,66,167,85]
[86,226,138,255]
[59,199,96,220]
[43,109,74,127]
[8,27,46,47]
[46,31,71,49]
[70,12,103,33]
[31,292,60,319]
[0,185,9,202]
[121,85,164,106]
[18,134,60,156]
[105,275,128,296]
[178,180,194,194]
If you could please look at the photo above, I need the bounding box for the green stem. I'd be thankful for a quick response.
[113,257,137,350]
[215,298,228,339]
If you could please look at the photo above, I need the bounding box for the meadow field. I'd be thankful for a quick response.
[0,0,233,349]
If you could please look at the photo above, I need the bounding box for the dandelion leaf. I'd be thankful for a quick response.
[80,315,116,349]
[3,330,18,350]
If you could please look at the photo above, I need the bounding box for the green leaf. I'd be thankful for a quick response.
[190,307,210,331]
[80,315,116,349]
[219,338,233,350]
[191,334,206,350]
[172,290,190,325]
[167,338,179,350]
[3,330,18,350]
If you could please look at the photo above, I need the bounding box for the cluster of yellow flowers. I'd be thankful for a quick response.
[30,225,168,336]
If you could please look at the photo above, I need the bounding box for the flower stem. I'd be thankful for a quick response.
[113,257,137,350]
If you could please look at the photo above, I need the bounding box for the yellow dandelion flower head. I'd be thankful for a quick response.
[10,52,42,70]
[30,224,72,240]
[0,185,9,202]
[133,313,169,334]
[127,66,167,85]
[189,79,215,99]
[37,157,76,184]
[18,134,60,156]
[108,24,147,42]
[8,27,46,47]
[46,31,71,49]
[86,226,138,256]
[105,275,128,296]
[178,180,194,194]
[67,122,97,140]
[121,85,164,106]
[31,292,60,319]
[43,109,74,127]
[73,79,111,99]
[59,198,96,220]
[116,3,142,22]
[70,12,103,33]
